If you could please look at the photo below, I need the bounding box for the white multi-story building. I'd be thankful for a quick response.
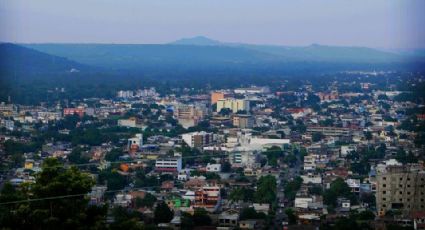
[155,157,182,173]
[303,154,328,171]
[117,90,134,98]
[216,98,250,113]
[182,131,214,148]
[234,87,270,95]
[301,173,322,184]
[128,134,143,151]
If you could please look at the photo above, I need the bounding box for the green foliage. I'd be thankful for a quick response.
[323,177,356,206]
[312,132,324,142]
[154,201,174,224]
[395,148,418,164]
[110,206,144,230]
[262,146,284,167]
[284,177,303,201]
[308,185,323,195]
[105,148,123,162]
[192,208,212,226]
[68,147,90,164]
[0,158,107,229]
[239,207,267,220]
[134,171,159,188]
[229,187,255,202]
[135,193,157,208]
[255,175,277,204]
[285,208,297,224]
[98,168,127,191]
[221,161,232,172]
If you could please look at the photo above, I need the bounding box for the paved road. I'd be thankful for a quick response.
[273,148,302,229]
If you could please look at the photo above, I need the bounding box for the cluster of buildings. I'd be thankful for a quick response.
[1,79,425,229]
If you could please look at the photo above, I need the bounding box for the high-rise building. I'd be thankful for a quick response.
[211,91,231,105]
[233,114,254,128]
[376,162,425,217]
[216,98,250,113]
[181,131,214,148]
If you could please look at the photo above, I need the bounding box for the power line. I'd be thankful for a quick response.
[0,149,289,205]
[0,185,158,205]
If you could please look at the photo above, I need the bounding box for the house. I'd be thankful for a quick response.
[161,181,175,192]
[252,203,269,214]
[239,219,265,229]
[193,185,221,212]
[206,163,221,172]
[218,209,239,227]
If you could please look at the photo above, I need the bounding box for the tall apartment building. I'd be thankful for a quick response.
[181,131,214,148]
[233,114,254,128]
[175,103,208,128]
[216,98,250,113]
[211,91,231,105]
[376,162,425,217]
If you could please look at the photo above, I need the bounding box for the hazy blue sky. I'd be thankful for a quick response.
[0,0,424,49]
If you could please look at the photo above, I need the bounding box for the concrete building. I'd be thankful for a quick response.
[118,117,144,128]
[63,107,84,117]
[182,131,214,148]
[155,157,182,173]
[206,163,221,172]
[175,103,208,128]
[117,90,133,98]
[216,98,250,113]
[211,91,231,104]
[234,87,270,95]
[376,162,425,217]
[193,185,221,211]
[218,209,239,227]
[233,114,254,128]
[128,134,143,152]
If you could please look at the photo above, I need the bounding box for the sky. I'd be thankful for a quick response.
[0,0,424,49]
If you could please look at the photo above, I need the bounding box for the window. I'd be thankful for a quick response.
[383,184,386,187]
[383,191,386,194]
[383,177,387,180]
[400,191,403,195]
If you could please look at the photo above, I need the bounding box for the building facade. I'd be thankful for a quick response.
[376,163,425,217]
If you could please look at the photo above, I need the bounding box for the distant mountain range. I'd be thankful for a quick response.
[0,43,86,74]
[0,36,423,76]
[171,36,222,46]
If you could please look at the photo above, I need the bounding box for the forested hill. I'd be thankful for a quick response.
[0,43,88,74]
[23,40,421,73]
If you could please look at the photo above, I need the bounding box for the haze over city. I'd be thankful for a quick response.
[1,0,424,49]
[0,1,425,230]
